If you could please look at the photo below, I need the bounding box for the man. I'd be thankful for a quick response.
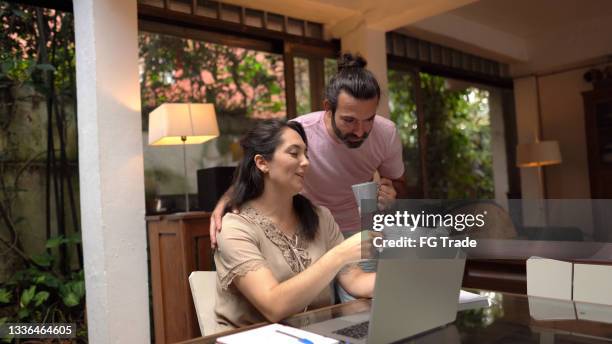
[209,53,407,246]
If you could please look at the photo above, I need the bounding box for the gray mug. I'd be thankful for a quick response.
[351,181,378,214]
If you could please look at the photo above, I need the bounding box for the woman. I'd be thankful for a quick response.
[214,119,375,331]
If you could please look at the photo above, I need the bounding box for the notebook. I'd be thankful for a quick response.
[217,324,339,344]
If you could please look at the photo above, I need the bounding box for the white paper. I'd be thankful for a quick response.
[458,290,490,311]
[217,323,339,344]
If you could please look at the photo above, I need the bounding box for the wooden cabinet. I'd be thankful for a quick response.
[147,212,213,344]
[583,87,612,198]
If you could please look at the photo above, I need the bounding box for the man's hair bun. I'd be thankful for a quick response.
[325,52,380,113]
[337,53,367,72]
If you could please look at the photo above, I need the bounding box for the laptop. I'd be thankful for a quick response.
[304,258,466,343]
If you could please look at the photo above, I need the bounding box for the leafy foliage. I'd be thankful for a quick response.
[138,31,289,209]
[0,4,75,100]
[1,236,86,342]
[1,3,85,342]
[421,73,493,199]
[388,69,421,188]
[388,70,494,198]
[139,32,286,132]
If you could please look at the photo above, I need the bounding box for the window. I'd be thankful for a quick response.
[388,69,421,192]
[136,2,337,212]
[292,54,337,116]
[139,30,287,209]
[294,57,311,114]
[139,31,286,121]
[420,73,494,199]
[324,58,338,87]
[388,69,497,199]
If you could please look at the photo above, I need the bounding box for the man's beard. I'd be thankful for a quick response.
[331,114,370,148]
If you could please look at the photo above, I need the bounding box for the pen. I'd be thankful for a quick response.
[275,329,314,344]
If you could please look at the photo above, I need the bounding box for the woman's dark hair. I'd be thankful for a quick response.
[325,53,381,114]
[228,119,319,240]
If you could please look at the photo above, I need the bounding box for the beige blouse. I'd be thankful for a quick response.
[214,204,344,331]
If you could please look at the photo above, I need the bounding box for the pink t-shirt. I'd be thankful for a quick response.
[292,111,404,232]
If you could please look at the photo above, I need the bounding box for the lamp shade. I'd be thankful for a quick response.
[148,103,219,145]
[516,140,562,167]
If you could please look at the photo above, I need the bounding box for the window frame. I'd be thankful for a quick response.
[388,53,526,294]
[292,45,338,114]
[387,57,519,199]
[137,3,339,119]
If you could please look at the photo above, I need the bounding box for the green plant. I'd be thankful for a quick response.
[455,292,504,328]
[139,32,286,130]
[1,4,82,342]
[421,73,493,199]
[388,69,494,198]
[0,2,82,274]
[0,235,86,343]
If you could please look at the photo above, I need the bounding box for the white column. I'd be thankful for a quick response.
[513,76,545,226]
[340,24,391,118]
[73,0,150,343]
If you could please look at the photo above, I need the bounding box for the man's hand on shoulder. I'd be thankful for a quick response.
[209,187,238,249]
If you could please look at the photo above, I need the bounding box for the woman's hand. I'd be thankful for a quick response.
[233,232,374,322]
[332,231,376,265]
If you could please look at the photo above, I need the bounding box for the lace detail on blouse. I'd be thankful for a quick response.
[220,259,268,290]
[240,206,312,274]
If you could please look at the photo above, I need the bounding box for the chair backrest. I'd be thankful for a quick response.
[526,257,572,300]
[573,263,612,305]
[189,271,218,336]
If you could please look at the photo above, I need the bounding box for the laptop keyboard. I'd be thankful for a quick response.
[333,321,370,339]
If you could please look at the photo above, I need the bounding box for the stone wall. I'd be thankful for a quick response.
[0,84,80,280]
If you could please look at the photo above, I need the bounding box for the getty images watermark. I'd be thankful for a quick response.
[370,209,486,249]
[359,199,612,261]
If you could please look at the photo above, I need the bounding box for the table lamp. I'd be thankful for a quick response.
[516,140,562,224]
[148,103,219,212]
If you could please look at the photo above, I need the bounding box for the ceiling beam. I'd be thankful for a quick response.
[327,0,478,37]
[407,12,529,62]
[219,0,358,25]
[366,0,478,32]
[325,13,366,39]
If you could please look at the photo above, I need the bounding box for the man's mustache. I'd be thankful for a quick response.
[344,134,366,141]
